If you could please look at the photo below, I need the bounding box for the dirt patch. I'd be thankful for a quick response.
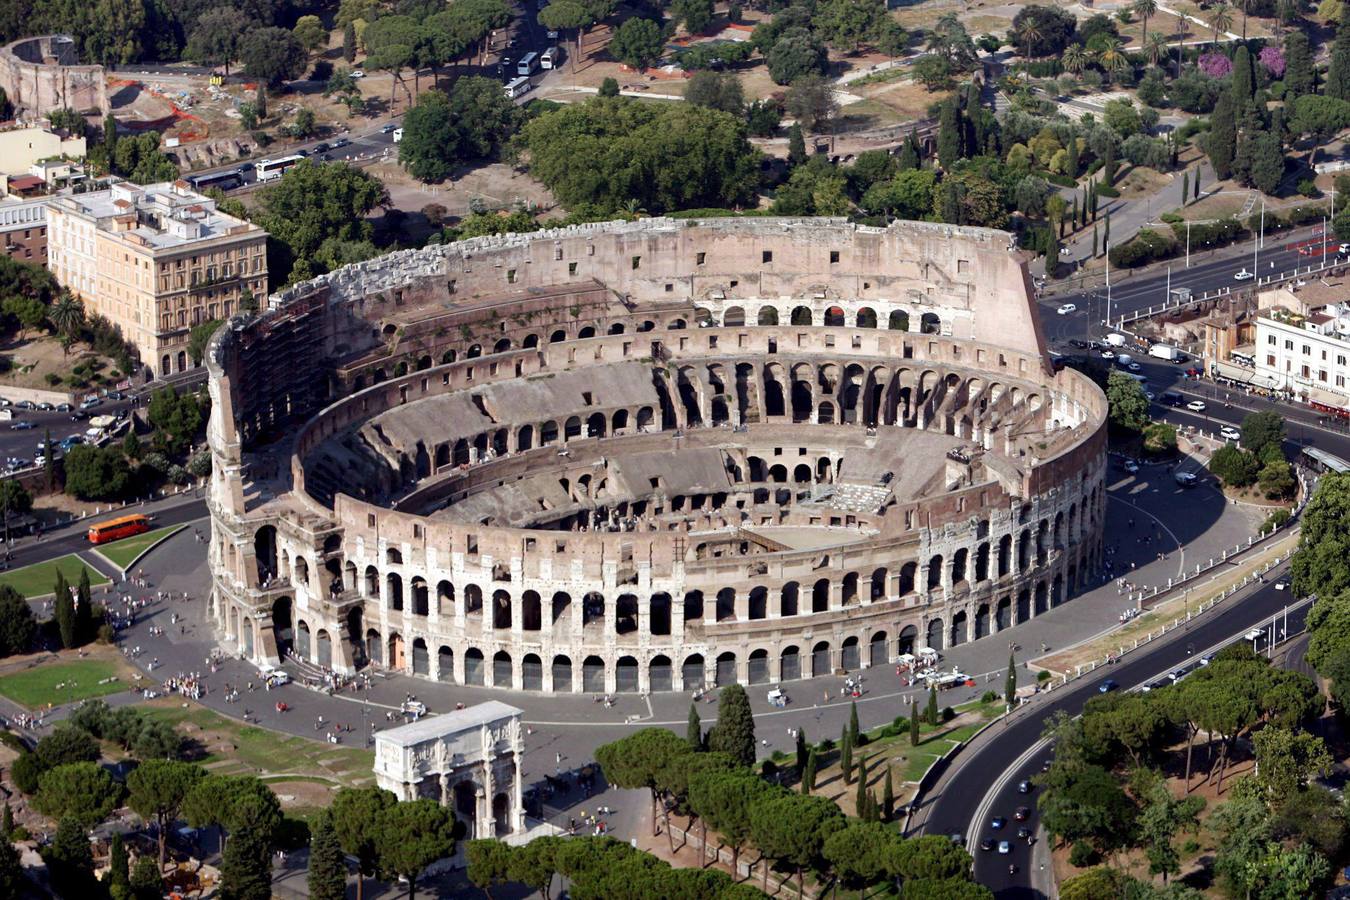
[853,77,949,121]
[365,160,557,221]
[1115,166,1174,200]
[267,779,339,811]
[1172,191,1252,222]
[0,336,123,395]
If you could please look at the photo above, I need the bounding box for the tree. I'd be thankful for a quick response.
[925,12,977,69]
[1038,763,1138,850]
[0,584,34,658]
[53,569,74,648]
[594,728,690,837]
[376,799,456,900]
[74,567,93,646]
[35,761,121,826]
[45,817,94,897]
[925,686,939,725]
[187,319,223,367]
[343,23,357,63]
[1206,92,1237,181]
[184,775,282,846]
[256,160,388,281]
[0,834,20,900]
[128,760,205,868]
[802,749,818,794]
[685,71,744,115]
[540,2,592,75]
[912,55,954,90]
[882,767,894,820]
[517,99,760,215]
[767,29,827,85]
[840,723,854,784]
[910,700,920,745]
[672,0,714,35]
[1106,370,1149,431]
[750,793,845,896]
[687,703,703,751]
[609,17,664,68]
[1284,30,1314,96]
[219,798,274,900]
[785,74,837,134]
[186,8,242,73]
[1331,3,1350,100]
[240,27,307,88]
[707,684,756,768]
[823,820,894,887]
[848,701,860,746]
[1004,653,1017,704]
[108,831,131,900]
[1137,774,1205,882]
[1253,727,1333,803]
[307,810,347,900]
[937,99,962,169]
[689,769,768,874]
[294,15,328,55]
[793,727,808,773]
[331,786,398,900]
[1209,444,1260,487]
[1240,411,1286,458]
[787,123,807,166]
[130,855,163,900]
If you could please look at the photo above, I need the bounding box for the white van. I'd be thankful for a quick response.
[392,128,403,143]
[541,47,560,70]
[504,76,533,99]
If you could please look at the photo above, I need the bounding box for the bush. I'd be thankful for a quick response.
[941,706,956,722]
[1109,228,1177,268]
[1160,211,1184,224]
[980,690,999,703]
[1095,184,1121,198]
[1298,178,1321,197]
[1036,670,1052,683]
[1210,444,1260,487]
[1069,841,1100,867]
[96,623,115,644]
[1262,508,1292,532]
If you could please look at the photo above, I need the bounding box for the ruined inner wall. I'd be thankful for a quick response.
[0,36,109,118]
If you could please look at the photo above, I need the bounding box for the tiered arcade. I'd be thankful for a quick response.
[205,218,1108,694]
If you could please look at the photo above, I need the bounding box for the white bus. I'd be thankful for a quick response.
[517,52,539,76]
[541,47,560,70]
[256,155,305,182]
[504,77,533,99]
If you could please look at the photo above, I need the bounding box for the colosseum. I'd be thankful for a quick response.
[204,217,1108,695]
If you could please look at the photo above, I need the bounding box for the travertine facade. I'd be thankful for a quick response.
[206,218,1108,694]
[0,36,108,118]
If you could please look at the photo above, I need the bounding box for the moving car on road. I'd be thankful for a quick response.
[1234,269,1255,281]
[1186,400,1207,412]
[1056,303,1077,315]
[1220,426,1241,441]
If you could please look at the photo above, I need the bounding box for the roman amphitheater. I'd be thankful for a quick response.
[204,217,1108,695]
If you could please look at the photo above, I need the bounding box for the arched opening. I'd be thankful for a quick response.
[316,629,331,668]
[757,307,779,325]
[387,573,404,611]
[492,590,511,629]
[411,578,429,616]
[464,648,485,685]
[870,631,888,667]
[552,655,573,691]
[253,526,277,585]
[296,620,311,661]
[438,646,454,682]
[412,638,429,675]
[889,309,910,331]
[780,646,801,682]
[521,653,543,690]
[975,603,990,639]
[824,305,845,326]
[811,641,831,677]
[493,793,511,836]
[616,656,639,692]
[271,596,293,658]
[855,307,877,328]
[388,633,405,669]
[583,655,605,693]
[714,651,736,686]
[365,628,382,665]
[841,636,860,670]
[723,305,746,326]
[747,649,769,684]
[521,591,542,631]
[649,655,673,692]
[493,650,513,688]
[790,305,812,326]
[926,618,944,651]
[682,654,705,690]
[781,582,799,616]
[899,624,918,655]
[812,578,830,613]
[920,312,941,334]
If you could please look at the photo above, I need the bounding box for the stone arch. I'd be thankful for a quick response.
[899,624,917,655]
[493,650,513,688]
[723,305,746,326]
[870,630,888,667]
[411,577,429,616]
[855,307,877,328]
[682,653,706,690]
[552,654,573,691]
[522,653,543,690]
[780,645,802,681]
[438,646,454,682]
[926,617,944,651]
[583,655,605,692]
[616,656,639,692]
[790,305,813,326]
[464,647,485,685]
[757,306,779,325]
[841,635,860,670]
[811,641,831,677]
[412,637,429,675]
[649,654,673,692]
[714,651,737,686]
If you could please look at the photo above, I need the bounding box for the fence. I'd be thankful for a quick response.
[1115,256,1348,328]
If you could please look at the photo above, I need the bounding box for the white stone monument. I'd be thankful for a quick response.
[373,700,526,839]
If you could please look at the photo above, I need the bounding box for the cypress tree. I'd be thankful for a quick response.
[343,23,357,64]
[854,754,868,812]
[1329,3,1350,100]
[1004,652,1018,705]
[1093,223,1099,258]
[54,571,74,649]
[108,831,131,900]
[1207,92,1237,180]
[1182,170,1189,207]
[787,123,807,166]
[307,811,347,900]
[1090,181,1098,219]
[220,819,272,900]
[1102,141,1117,187]
[1104,213,1111,250]
[0,802,11,839]
[1065,133,1079,180]
[707,684,756,768]
[898,130,920,170]
[687,702,703,751]
[909,700,920,745]
[802,749,817,794]
[130,857,163,899]
[937,99,962,169]
[882,767,895,821]
[45,817,94,897]
[848,700,859,746]
[794,727,808,772]
[840,724,854,784]
[75,567,92,645]
[1194,166,1201,200]
[1071,196,1079,229]
[1284,31,1314,97]
[925,685,939,725]
[1230,45,1255,108]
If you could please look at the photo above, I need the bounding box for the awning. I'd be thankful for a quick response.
[1212,360,1282,390]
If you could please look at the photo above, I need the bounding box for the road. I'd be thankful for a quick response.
[918,574,1308,897]
[6,495,206,571]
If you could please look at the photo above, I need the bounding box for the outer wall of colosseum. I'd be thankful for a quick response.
[0,36,109,119]
[205,218,1108,694]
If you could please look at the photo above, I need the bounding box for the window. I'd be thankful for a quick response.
[957,259,970,273]
[568,262,577,275]
[1267,354,1276,366]
[1303,345,1311,355]
[1267,335,1276,345]
[665,283,673,292]
[696,252,706,265]
[631,255,641,270]
[507,269,517,283]
[830,250,839,264]
[762,250,773,263]
[1285,340,1293,350]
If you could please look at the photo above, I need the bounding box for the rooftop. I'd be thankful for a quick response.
[49,179,259,250]
[374,700,523,748]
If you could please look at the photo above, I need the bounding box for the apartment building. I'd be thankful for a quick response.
[46,180,268,377]
[0,196,46,265]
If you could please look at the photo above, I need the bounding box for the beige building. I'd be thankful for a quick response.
[46,180,267,376]
[0,126,85,179]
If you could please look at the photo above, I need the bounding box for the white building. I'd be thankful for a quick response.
[1254,301,1350,409]
[373,701,526,840]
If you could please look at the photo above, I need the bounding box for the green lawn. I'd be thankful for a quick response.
[0,658,127,708]
[0,554,109,599]
[95,525,187,570]
[141,703,375,786]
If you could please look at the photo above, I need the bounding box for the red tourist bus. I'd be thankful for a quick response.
[87,514,151,545]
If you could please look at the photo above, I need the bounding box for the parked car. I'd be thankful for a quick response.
[79,397,102,410]
[1017,780,1032,794]
[997,840,1011,855]
[990,816,1007,830]
[1014,807,1030,821]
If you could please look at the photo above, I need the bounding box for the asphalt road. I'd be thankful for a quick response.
[6,496,206,573]
[919,574,1309,898]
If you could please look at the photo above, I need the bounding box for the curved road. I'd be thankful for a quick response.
[916,572,1309,897]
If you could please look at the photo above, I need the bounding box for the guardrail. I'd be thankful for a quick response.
[1115,257,1347,328]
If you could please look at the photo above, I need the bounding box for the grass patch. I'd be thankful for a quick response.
[259,774,342,786]
[0,658,126,708]
[141,702,375,786]
[0,553,109,599]
[95,525,187,570]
